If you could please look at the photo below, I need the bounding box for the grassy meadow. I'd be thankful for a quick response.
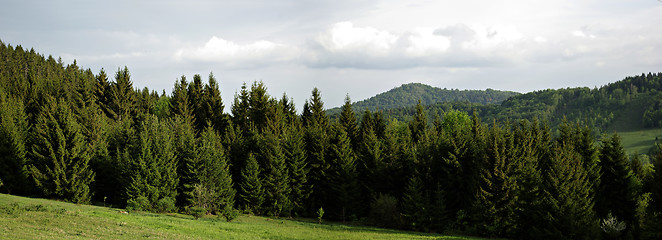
[618,128,662,156]
[0,194,487,240]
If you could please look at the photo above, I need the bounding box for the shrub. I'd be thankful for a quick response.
[369,193,399,228]
[190,206,206,220]
[317,207,325,224]
[601,213,626,239]
[221,205,239,222]
[126,196,150,211]
[156,197,177,213]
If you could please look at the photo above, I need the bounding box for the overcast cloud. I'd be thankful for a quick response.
[1,0,661,109]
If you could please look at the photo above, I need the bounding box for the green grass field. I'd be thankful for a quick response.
[0,194,486,240]
[616,128,662,156]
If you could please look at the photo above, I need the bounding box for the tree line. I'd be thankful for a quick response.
[2,41,662,239]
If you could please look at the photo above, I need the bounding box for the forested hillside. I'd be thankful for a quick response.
[2,41,662,239]
[380,73,662,132]
[326,83,519,115]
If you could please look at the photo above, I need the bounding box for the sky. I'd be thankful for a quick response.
[1,0,661,110]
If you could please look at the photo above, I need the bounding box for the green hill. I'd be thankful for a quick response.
[377,73,662,154]
[0,193,486,240]
[327,83,519,115]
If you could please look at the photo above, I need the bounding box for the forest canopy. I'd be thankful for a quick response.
[2,41,662,239]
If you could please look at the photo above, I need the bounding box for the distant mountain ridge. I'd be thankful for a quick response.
[327,83,520,114]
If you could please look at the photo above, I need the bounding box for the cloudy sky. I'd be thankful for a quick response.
[2,0,661,109]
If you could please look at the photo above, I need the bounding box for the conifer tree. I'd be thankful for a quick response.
[409,100,427,144]
[0,93,31,195]
[108,67,135,121]
[28,96,94,203]
[231,83,250,132]
[239,153,265,214]
[125,116,178,212]
[470,123,518,237]
[302,88,330,213]
[540,143,598,239]
[193,125,235,214]
[93,69,112,119]
[598,134,638,232]
[172,115,198,207]
[170,75,193,119]
[401,173,428,231]
[249,81,270,132]
[258,129,291,217]
[328,125,359,221]
[203,73,228,135]
[188,74,205,132]
[283,125,309,215]
[339,95,359,150]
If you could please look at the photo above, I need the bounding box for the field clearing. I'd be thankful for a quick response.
[0,194,486,240]
[617,128,662,156]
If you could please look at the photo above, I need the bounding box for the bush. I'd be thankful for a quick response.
[317,207,325,224]
[156,197,177,213]
[369,193,399,228]
[126,196,150,211]
[601,213,626,240]
[221,205,239,222]
[190,206,206,220]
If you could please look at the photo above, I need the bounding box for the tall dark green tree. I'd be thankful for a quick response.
[598,134,638,235]
[539,143,598,239]
[202,73,228,135]
[258,130,291,217]
[28,96,94,203]
[328,125,359,221]
[239,153,265,214]
[170,75,193,119]
[339,95,359,150]
[192,125,235,214]
[125,116,178,212]
[409,100,427,144]
[0,93,31,195]
[302,88,330,214]
[282,125,309,215]
[172,115,198,207]
[107,67,135,122]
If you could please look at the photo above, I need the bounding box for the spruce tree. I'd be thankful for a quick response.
[239,153,265,214]
[170,76,193,119]
[339,95,359,150]
[0,93,30,195]
[470,123,518,237]
[194,125,235,214]
[258,131,291,217]
[203,73,228,135]
[125,116,178,212]
[28,96,94,203]
[598,134,638,233]
[283,125,309,215]
[172,115,198,207]
[328,125,359,222]
[540,143,598,239]
[107,67,135,121]
[401,173,428,231]
[409,100,427,144]
[231,83,250,132]
[302,88,330,214]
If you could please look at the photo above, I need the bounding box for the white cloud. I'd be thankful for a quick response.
[173,36,300,68]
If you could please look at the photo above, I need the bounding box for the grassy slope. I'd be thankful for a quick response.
[0,194,486,240]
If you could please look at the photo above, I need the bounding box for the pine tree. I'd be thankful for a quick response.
[172,115,198,207]
[258,130,291,217]
[203,73,228,135]
[401,173,427,231]
[125,116,178,212]
[170,75,193,119]
[470,123,518,237]
[409,100,427,144]
[107,67,135,121]
[28,96,94,203]
[0,93,31,195]
[231,83,250,132]
[328,125,359,222]
[283,125,309,215]
[539,143,598,239]
[194,125,235,214]
[239,153,265,214]
[339,95,359,150]
[598,134,638,233]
